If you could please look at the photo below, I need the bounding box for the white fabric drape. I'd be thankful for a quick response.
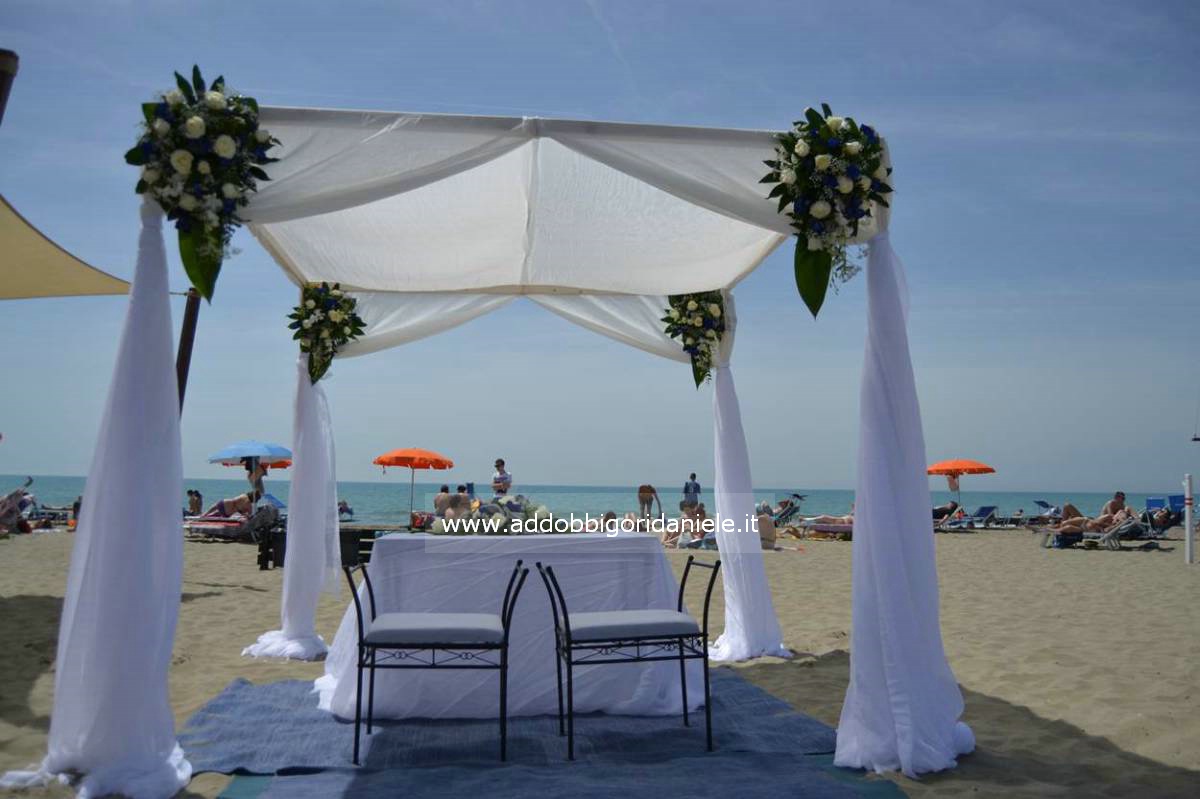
[707,297,788,661]
[0,201,191,798]
[834,232,974,776]
[243,357,340,660]
[338,292,515,358]
[530,294,687,363]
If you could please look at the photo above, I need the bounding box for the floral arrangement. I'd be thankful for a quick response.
[287,283,366,383]
[124,66,278,301]
[662,291,726,387]
[761,104,892,317]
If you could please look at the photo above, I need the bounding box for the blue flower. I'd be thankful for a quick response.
[811,221,825,234]
[175,216,192,233]
[861,125,877,143]
[154,102,172,121]
[223,199,237,213]
[822,174,837,188]
[846,164,861,179]
[826,138,841,150]
[139,141,156,157]
[871,179,886,192]
[793,199,808,215]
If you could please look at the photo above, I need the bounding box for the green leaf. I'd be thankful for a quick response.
[174,72,196,104]
[134,179,148,194]
[794,243,833,318]
[124,145,146,166]
[142,103,157,126]
[177,227,223,302]
[820,102,832,118]
[767,183,786,198]
[804,107,825,128]
[212,75,225,93]
[191,65,206,95]
[248,166,270,181]
[691,358,707,389]
[243,97,259,113]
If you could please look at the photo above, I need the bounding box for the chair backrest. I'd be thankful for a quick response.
[1145,497,1167,511]
[1168,495,1186,513]
[340,528,377,645]
[678,555,722,636]
[535,562,571,642]
[1033,500,1052,510]
[500,560,529,642]
[974,506,998,519]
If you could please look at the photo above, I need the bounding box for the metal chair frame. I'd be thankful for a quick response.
[341,532,528,765]
[535,555,721,760]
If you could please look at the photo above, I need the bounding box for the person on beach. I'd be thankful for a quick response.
[806,510,855,526]
[1102,491,1133,517]
[932,500,959,521]
[433,485,451,516]
[491,459,512,497]
[682,473,701,512]
[242,458,268,496]
[186,490,202,516]
[201,490,262,518]
[338,499,353,517]
[637,484,661,519]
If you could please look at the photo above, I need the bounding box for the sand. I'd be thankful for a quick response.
[1,529,1197,797]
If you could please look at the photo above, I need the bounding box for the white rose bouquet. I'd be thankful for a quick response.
[661,291,726,387]
[287,282,367,383]
[761,103,892,317]
[125,66,279,300]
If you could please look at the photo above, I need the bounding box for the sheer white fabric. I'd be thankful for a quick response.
[246,109,789,295]
[243,357,340,661]
[0,201,192,798]
[834,232,973,776]
[338,292,515,358]
[530,294,687,363]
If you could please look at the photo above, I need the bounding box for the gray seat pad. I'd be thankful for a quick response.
[569,609,700,641]
[365,612,504,645]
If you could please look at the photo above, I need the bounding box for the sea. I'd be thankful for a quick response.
[2,474,1175,525]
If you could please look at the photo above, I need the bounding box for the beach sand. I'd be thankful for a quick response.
[1,529,1197,797]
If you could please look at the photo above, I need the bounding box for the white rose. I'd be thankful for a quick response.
[164,88,185,106]
[807,237,824,251]
[152,118,170,137]
[305,299,316,309]
[780,168,797,185]
[328,310,343,323]
[183,116,206,139]
[321,328,331,338]
[331,289,343,297]
[254,129,271,144]
[141,166,160,184]
[344,326,352,336]
[873,164,889,180]
[204,90,226,110]
[668,308,680,320]
[685,337,694,346]
[686,300,698,311]
[809,200,832,219]
[692,315,703,326]
[221,183,240,199]
[169,149,194,175]
[205,211,219,227]
[213,135,237,159]
[844,141,863,156]
[178,194,198,211]
[793,139,810,157]
[859,177,872,191]
[825,116,845,132]
[837,176,854,194]
[706,329,717,338]
[814,154,832,171]
[708,303,721,316]
[302,318,313,329]
[197,161,211,175]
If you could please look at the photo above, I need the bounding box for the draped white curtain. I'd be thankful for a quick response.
[243,356,341,660]
[0,201,191,798]
[834,232,974,775]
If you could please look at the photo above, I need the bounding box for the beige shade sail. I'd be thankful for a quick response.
[0,193,129,299]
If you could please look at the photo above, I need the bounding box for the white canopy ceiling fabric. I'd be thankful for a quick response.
[245,108,827,296]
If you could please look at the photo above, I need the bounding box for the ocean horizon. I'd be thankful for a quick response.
[4,473,1180,526]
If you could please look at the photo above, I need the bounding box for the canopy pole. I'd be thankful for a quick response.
[175,288,201,411]
[1184,473,1194,565]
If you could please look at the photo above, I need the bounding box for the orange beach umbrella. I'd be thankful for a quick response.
[373,448,454,515]
[927,459,995,505]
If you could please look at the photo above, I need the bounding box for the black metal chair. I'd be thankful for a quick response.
[340,530,529,764]
[535,555,722,759]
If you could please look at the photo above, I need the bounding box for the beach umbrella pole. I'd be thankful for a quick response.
[409,468,415,516]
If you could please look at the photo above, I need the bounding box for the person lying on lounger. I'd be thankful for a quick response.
[1055,502,1138,534]
[804,512,855,526]
[201,490,262,518]
[932,501,959,521]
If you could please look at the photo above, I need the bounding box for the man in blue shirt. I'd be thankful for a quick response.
[491,459,513,497]
[682,473,701,511]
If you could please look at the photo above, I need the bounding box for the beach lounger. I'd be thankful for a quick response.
[939,506,998,531]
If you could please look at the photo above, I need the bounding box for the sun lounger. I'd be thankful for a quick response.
[940,506,998,531]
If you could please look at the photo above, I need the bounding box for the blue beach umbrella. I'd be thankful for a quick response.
[207,440,292,467]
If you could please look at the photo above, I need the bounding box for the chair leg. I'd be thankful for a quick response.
[566,658,575,761]
[499,648,509,762]
[679,637,689,727]
[554,645,565,736]
[367,648,377,735]
[703,650,713,752]
[353,650,364,765]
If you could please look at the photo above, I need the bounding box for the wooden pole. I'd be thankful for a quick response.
[0,49,18,128]
[175,288,202,410]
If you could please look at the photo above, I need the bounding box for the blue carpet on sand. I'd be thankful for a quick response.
[180,668,903,798]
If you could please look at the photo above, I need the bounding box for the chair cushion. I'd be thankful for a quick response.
[365,612,504,645]
[569,609,700,641]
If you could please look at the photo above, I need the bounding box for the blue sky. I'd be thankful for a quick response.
[1,0,1198,492]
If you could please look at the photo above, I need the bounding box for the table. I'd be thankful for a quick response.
[317,533,704,719]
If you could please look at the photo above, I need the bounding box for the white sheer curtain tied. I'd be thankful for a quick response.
[0,200,191,798]
[834,232,973,776]
[243,356,340,660]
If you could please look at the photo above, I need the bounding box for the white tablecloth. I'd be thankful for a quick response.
[317,533,704,719]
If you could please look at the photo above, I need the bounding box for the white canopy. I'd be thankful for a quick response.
[245,108,883,295]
